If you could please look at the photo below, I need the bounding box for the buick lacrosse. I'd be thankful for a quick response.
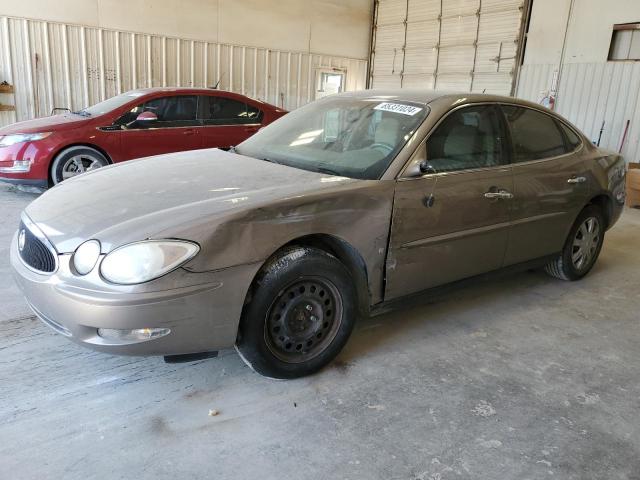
[11,90,626,378]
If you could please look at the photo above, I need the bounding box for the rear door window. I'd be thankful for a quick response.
[502,106,569,161]
[200,96,263,125]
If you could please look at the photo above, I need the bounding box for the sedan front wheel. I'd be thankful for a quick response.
[236,246,357,379]
[51,146,109,185]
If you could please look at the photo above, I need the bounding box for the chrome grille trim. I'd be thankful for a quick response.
[18,213,59,275]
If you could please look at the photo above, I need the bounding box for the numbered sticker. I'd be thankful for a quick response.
[374,102,423,116]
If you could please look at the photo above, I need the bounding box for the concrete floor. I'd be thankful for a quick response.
[1,182,639,480]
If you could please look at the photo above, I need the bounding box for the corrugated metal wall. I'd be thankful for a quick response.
[370,0,524,95]
[0,15,368,128]
[517,62,640,164]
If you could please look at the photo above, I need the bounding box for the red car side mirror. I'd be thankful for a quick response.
[135,111,158,122]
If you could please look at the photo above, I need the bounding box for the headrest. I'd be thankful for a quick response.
[375,117,401,146]
[443,124,478,158]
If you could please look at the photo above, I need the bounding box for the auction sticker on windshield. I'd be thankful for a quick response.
[374,102,423,116]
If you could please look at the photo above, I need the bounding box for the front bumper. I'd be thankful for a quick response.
[10,232,261,356]
[0,176,48,188]
[0,141,54,185]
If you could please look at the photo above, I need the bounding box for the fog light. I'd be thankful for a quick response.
[13,160,32,172]
[97,327,170,342]
[0,159,32,173]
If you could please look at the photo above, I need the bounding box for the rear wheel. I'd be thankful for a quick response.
[236,247,357,379]
[544,205,605,281]
[51,146,109,185]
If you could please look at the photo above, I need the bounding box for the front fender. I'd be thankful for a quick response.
[181,181,396,305]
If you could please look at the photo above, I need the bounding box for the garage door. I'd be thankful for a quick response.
[370,0,525,95]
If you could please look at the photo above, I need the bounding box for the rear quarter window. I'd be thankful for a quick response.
[558,121,582,150]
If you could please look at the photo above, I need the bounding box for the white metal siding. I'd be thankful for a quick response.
[370,0,524,94]
[0,16,368,127]
[517,62,640,164]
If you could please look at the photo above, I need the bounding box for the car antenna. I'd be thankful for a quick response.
[210,72,225,89]
[596,120,605,146]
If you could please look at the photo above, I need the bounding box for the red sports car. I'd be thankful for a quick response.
[0,88,286,187]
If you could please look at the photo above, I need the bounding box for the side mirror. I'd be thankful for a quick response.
[135,111,158,123]
[419,159,437,174]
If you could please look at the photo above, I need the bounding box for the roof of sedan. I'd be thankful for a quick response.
[126,87,268,99]
[339,88,520,106]
[123,87,281,106]
[129,87,238,94]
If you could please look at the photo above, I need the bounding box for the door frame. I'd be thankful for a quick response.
[384,103,515,299]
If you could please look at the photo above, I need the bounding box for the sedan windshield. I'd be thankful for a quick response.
[236,96,429,179]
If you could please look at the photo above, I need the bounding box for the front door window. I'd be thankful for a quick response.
[115,95,199,128]
[426,105,506,172]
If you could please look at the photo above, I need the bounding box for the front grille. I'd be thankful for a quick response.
[18,220,57,273]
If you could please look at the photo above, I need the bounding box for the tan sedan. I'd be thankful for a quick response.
[11,90,626,378]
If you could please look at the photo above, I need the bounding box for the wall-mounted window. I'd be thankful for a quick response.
[608,23,640,61]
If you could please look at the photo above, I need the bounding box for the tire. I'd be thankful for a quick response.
[236,246,357,379]
[544,205,605,281]
[51,146,109,185]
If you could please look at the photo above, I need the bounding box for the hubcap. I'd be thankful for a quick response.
[571,216,600,270]
[61,155,104,180]
[264,276,343,363]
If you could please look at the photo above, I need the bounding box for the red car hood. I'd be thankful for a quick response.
[0,113,91,135]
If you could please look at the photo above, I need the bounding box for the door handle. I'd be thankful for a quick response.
[484,189,514,200]
[244,126,260,133]
[183,129,196,136]
[567,176,586,184]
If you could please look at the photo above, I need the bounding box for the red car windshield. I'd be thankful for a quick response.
[79,91,148,116]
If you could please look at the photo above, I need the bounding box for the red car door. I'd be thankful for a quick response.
[198,95,263,149]
[114,95,202,160]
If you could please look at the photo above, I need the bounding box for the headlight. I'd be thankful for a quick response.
[0,132,52,147]
[100,240,199,285]
[72,239,101,275]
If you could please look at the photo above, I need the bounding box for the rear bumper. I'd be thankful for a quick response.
[10,232,260,356]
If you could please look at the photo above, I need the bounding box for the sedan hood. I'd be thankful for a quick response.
[25,148,357,253]
[0,113,90,135]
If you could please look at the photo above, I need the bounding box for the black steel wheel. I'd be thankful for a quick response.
[236,247,357,379]
[265,276,343,363]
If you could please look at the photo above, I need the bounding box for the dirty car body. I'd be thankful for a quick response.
[11,90,626,377]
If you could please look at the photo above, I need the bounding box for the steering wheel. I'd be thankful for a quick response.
[370,143,394,155]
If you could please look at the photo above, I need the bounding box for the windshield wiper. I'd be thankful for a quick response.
[259,157,282,165]
[315,165,341,176]
[71,109,91,117]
